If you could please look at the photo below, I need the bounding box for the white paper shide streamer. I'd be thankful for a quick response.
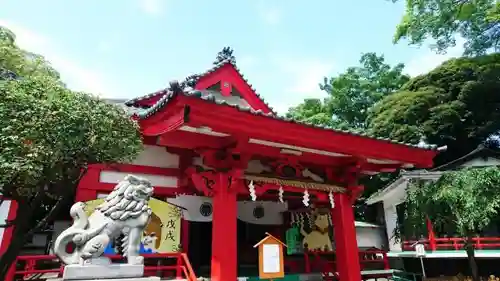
[278,185,284,203]
[302,189,310,207]
[248,180,257,201]
[329,191,335,208]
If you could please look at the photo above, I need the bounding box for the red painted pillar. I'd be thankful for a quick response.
[426,217,437,251]
[211,173,238,281]
[332,192,361,281]
[181,218,189,253]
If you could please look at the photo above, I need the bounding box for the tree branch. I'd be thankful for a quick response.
[26,195,65,236]
[26,166,89,236]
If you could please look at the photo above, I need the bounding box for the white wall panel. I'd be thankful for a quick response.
[128,145,179,168]
[100,171,178,188]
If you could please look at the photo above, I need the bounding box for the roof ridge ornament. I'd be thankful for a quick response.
[168,80,184,94]
[213,46,236,65]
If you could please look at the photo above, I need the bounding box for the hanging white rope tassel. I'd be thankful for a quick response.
[278,185,284,203]
[329,191,335,208]
[248,180,257,201]
[302,189,310,207]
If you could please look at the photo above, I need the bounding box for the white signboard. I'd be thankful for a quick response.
[262,244,280,273]
[415,243,426,257]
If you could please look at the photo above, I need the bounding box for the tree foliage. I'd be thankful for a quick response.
[0,25,143,279]
[368,53,500,165]
[399,167,500,238]
[0,26,60,82]
[286,53,410,131]
[391,0,500,56]
[398,167,500,280]
[0,77,143,199]
[285,53,410,221]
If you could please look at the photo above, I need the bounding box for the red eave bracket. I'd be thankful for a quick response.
[158,131,235,150]
[140,107,189,137]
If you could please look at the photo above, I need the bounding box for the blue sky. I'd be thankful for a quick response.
[0,0,464,113]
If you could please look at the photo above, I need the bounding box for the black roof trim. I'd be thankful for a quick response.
[124,58,276,115]
[431,144,500,171]
[134,89,439,152]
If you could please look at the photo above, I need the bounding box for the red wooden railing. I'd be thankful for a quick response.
[6,253,197,281]
[8,250,388,280]
[284,250,389,278]
[403,237,500,251]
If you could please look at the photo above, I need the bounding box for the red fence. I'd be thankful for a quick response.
[284,250,389,278]
[8,250,388,281]
[403,237,500,251]
[6,253,197,281]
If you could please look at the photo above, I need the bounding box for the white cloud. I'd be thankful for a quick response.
[259,8,282,25]
[1,20,120,97]
[405,39,465,76]
[256,0,282,26]
[277,58,335,96]
[270,57,336,114]
[138,0,165,16]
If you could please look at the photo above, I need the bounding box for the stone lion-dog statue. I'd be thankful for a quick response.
[54,175,154,265]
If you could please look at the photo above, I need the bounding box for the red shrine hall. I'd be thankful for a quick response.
[1,48,440,281]
[79,49,440,281]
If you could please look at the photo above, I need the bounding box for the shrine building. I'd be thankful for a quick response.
[0,48,441,281]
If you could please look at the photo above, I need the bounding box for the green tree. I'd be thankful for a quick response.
[286,53,410,220]
[286,52,410,131]
[284,99,333,126]
[0,26,143,279]
[391,0,500,55]
[398,167,500,281]
[367,53,500,165]
[0,26,60,81]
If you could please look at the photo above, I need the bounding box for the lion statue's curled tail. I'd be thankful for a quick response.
[54,175,154,265]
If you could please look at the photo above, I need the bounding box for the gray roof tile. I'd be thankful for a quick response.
[124,59,277,114]
[132,89,438,151]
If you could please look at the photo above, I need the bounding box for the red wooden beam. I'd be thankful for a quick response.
[158,131,406,172]
[158,131,235,150]
[181,97,437,167]
[141,106,188,136]
[159,131,351,166]
[134,94,436,168]
[77,164,187,199]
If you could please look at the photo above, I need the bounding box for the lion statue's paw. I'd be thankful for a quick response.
[127,255,144,265]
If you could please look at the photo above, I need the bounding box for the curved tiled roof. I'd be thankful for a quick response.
[133,89,439,152]
[124,58,277,115]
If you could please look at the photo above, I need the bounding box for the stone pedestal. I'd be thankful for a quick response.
[61,264,145,280]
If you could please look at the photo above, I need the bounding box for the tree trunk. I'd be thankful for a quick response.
[0,170,86,280]
[0,204,31,280]
[465,235,479,281]
[0,191,72,281]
